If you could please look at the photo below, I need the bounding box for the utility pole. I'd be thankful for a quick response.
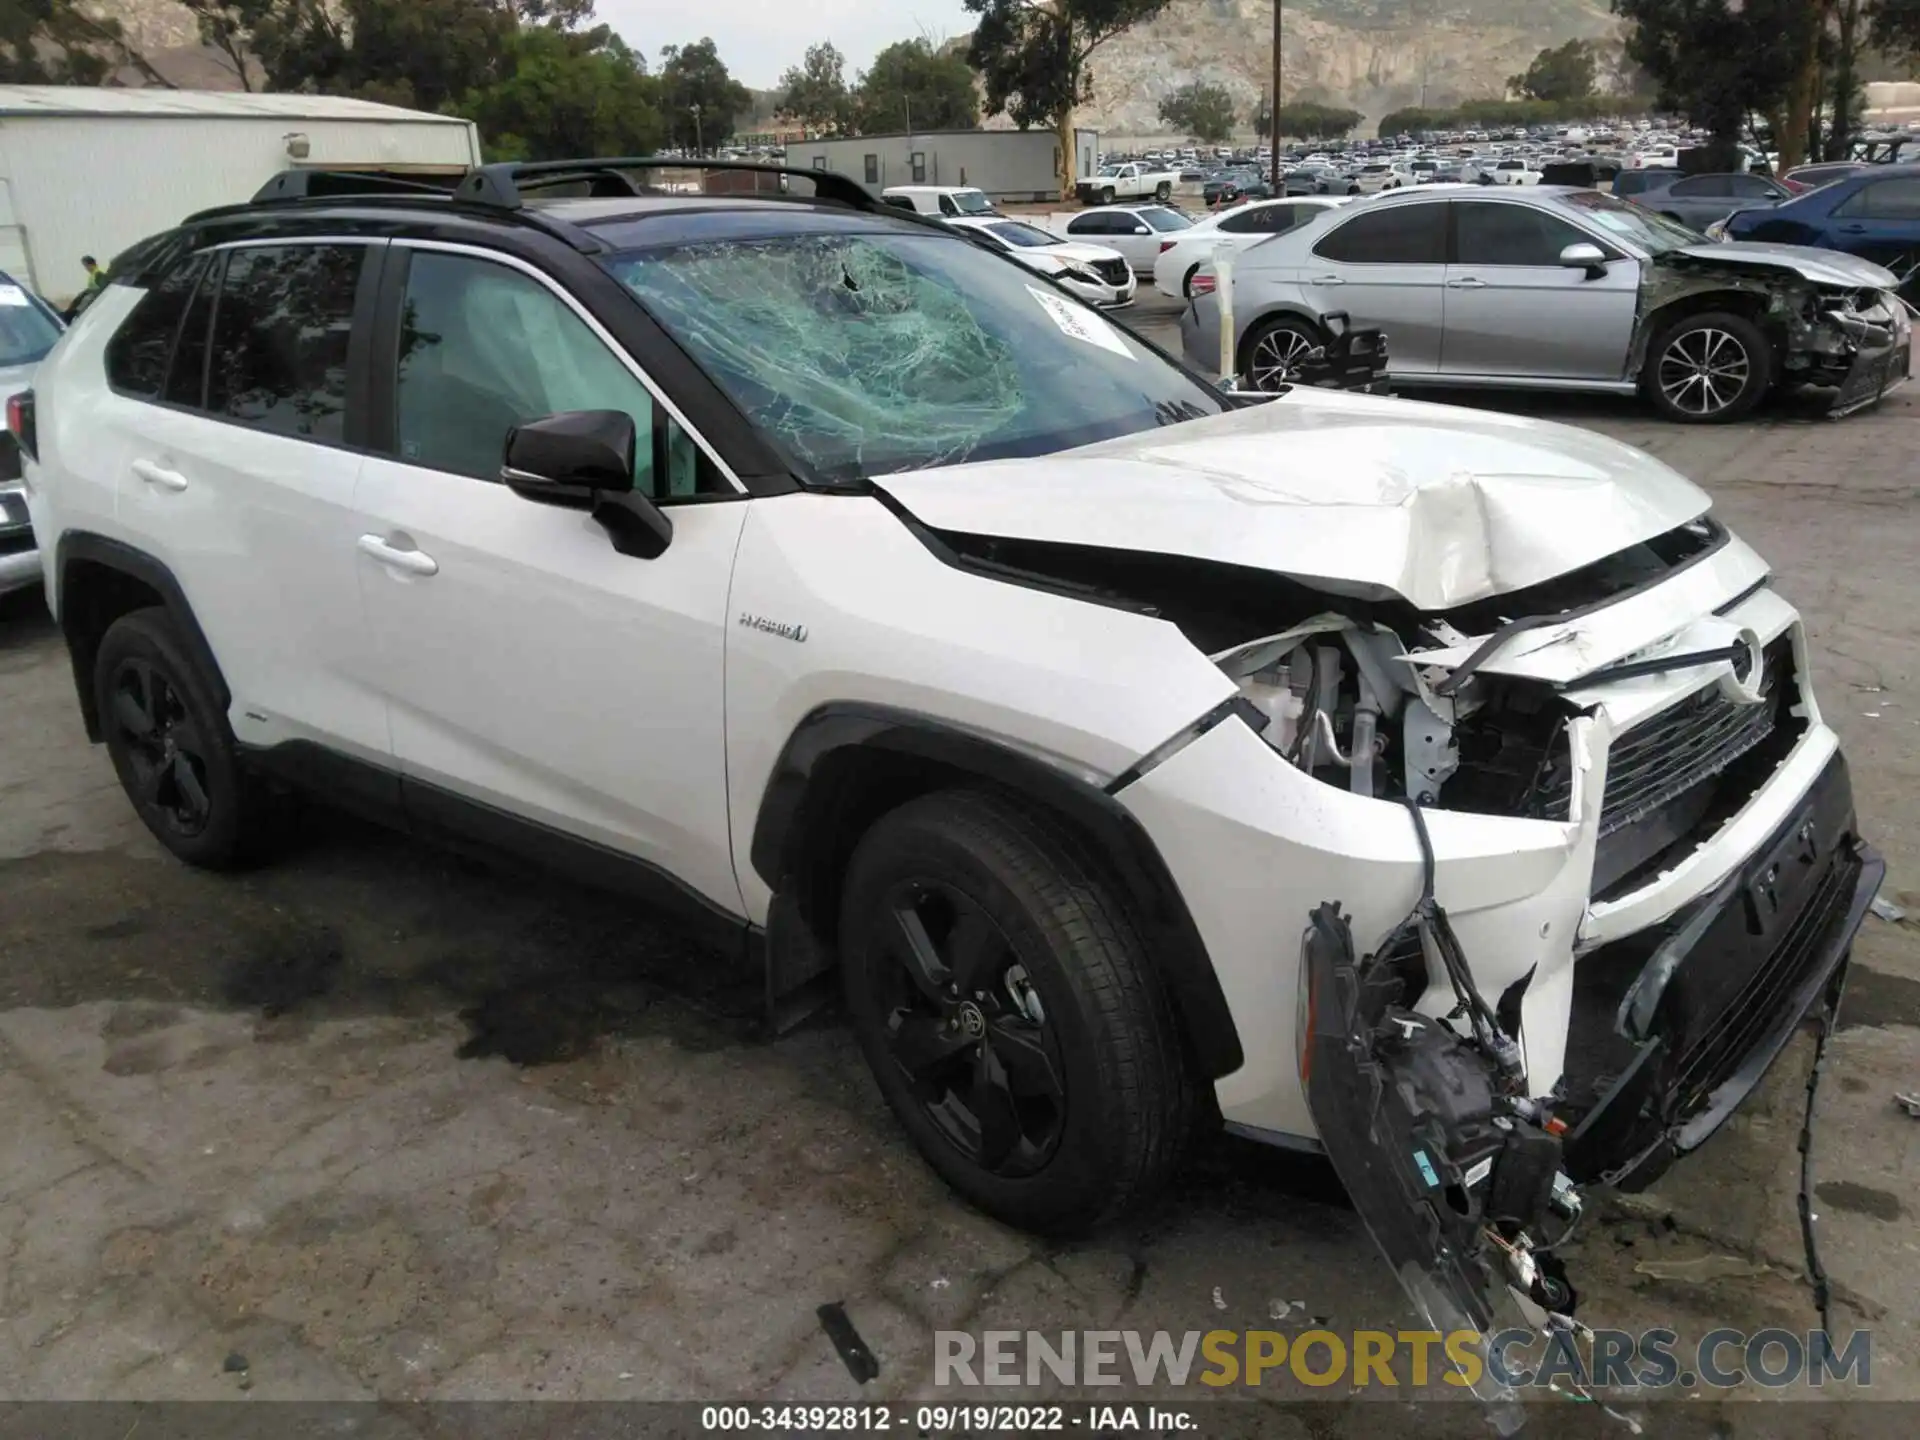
[1269,1,1284,189]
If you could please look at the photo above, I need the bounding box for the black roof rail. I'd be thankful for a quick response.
[453,158,883,212]
[251,169,461,203]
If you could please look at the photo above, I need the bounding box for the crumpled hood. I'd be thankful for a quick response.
[1670,241,1900,289]
[872,388,1712,612]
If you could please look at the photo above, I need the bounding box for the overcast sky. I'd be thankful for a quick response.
[599,1,977,89]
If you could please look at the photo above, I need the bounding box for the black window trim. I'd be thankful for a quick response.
[368,237,748,502]
[106,235,389,458]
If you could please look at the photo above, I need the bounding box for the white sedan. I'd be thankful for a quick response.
[1056,204,1197,274]
[944,216,1137,308]
[1151,197,1347,300]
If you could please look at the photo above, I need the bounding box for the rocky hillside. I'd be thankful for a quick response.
[107,0,1621,136]
[1082,0,1624,138]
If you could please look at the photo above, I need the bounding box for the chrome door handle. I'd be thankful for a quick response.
[357,534,439,577]
[131,459,188,492]
[1447,277,1488,290]
[1310,275,1346,286]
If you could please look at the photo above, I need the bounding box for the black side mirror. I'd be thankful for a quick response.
[502,410,673,560]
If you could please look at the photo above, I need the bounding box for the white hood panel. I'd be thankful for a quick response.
[874,388,1713,612]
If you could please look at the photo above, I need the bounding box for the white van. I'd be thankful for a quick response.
[880,185,997,218]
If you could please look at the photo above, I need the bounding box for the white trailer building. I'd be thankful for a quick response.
[0,86,481,306]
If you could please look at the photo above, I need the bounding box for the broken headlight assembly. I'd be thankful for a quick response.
[1224,618,1599,1413]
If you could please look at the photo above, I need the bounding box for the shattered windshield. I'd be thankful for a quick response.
[1561,190,1706,254]
[607,231,1223,483]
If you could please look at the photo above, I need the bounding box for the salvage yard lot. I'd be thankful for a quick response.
[3,311,1918,1412]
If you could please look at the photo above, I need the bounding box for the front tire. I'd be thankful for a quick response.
[840,791,1193,1234]
[95,608,279,869]
[1643,311,1772,423]
[1240,315,1324,391]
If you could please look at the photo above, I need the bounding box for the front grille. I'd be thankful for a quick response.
[1092,258,1130,287]
[1536,647,1786,840]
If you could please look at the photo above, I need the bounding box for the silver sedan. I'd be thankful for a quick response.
[1181,185,1912,422]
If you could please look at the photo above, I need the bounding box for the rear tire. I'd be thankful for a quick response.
[1642,311,1772,423]
[1240,315,1325,391]
[1099,186,1115,205]
[840,790,1194,1234]
[1154,182,1172,203]
[1182,264,1201,299]
[94,608,280,870]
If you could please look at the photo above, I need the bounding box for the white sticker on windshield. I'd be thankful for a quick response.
[1025,285,1135,360]
[0,284,29,307]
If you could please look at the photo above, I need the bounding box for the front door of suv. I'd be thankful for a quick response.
[352,243,747,917]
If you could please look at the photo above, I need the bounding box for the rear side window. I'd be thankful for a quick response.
[165,254,219,409]
[104,254,208,399]
[206,244,367,442]
[1313,203,1446,264]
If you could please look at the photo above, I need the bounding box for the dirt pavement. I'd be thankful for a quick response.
[3,317,1917,1422]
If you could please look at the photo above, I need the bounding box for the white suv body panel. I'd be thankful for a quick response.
[31,283,390,762]
[722,493,1238,922]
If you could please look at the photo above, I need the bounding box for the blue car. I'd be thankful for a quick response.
[1723,163,1920,303]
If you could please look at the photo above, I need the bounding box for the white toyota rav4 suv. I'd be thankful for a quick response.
[14,161,1881,1385]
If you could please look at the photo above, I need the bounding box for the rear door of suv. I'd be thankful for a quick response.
[350,241,747,918]
[88,236,391,762]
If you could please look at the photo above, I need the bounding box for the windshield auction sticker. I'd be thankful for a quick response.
[1025,285,1135,360]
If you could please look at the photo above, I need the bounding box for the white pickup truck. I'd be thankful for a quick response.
[1075,161,1178,206]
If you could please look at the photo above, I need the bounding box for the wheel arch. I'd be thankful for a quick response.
[1235,304,1331,373]
[1630,288,1787,378]
[54,532,229,743]
[750,703,1245,1079]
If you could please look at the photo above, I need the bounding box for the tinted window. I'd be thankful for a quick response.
[1671,175,1731,197]
[1836,178,1920,220]
[1313,203,1446,264]
[1728,174,1779,198]
[1219,205,1293,234]
[1066,214,1116,235]
[1454,202,1593,266]
[206,245,365,441]
[1142,208,1192,232]
[104,255,207,398]
[394,250,724,500]
[166,254,220,410]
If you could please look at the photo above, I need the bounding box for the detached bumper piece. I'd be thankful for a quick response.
[1300,903,1581,1421]
[1802,295,1911,418]
[1562,752,1883,1190]
[1296,311,1390,395]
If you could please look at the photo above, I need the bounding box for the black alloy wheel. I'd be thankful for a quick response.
[864,878,1067,1177]
[94,608,280,869]
[109,656,214,839]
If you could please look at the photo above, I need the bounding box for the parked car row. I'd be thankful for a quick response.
[1181,184,1912,424]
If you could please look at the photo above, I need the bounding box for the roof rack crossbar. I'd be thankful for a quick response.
[453,158,881,213]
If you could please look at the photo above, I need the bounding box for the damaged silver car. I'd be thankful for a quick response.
[1182,185,1913,421]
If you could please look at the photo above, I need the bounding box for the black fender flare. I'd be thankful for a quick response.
[53,531,230,740]
[750,703,1245,1079]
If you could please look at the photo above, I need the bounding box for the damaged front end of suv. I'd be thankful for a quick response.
[872,393,1883,1414]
